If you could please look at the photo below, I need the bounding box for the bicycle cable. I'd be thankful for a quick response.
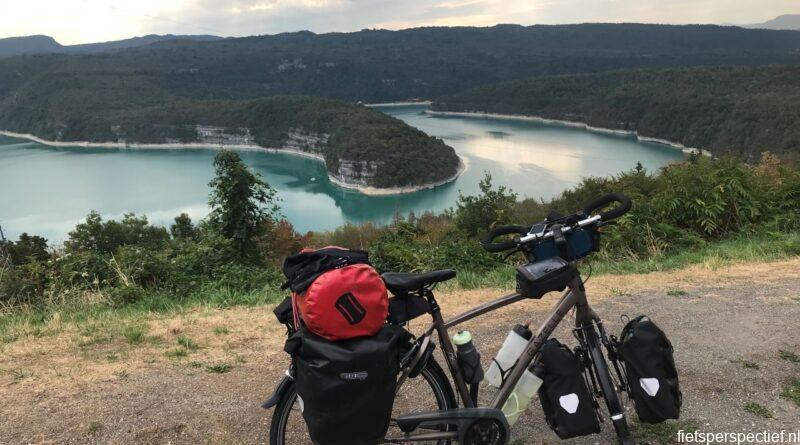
[582,261,593,285]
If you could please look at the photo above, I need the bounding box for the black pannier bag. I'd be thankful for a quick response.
[516,257,578,299]
[536,339,600,439]
[285,324,409,445]
[617,315,681,423]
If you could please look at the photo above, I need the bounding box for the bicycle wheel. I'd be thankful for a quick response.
[268,356,457,444]
[581,324,634,445]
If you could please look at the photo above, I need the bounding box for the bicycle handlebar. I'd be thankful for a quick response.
[482,225,529,252]
[481,193,632,253]
[582,192,632,221]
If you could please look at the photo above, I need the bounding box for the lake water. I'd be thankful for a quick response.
[0,105,684,242]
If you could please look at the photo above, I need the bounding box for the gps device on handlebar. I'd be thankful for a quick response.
[481,193,632,263]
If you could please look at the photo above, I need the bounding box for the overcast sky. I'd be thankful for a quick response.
[0,0,797,45]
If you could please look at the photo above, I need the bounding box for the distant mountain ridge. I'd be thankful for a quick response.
[747,14,800,30]
[3,24,800,103]
[0,34,223,58]
[0,35,61,58]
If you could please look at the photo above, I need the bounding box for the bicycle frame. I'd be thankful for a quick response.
[391,274,600,442]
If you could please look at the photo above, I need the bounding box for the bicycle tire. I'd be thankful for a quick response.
[583,325,634,445]
[268,356,457,445]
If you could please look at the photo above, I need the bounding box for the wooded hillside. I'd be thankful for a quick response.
[433,66,800,161]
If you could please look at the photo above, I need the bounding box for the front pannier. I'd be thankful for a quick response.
[617,315,682,423]
[536,339,600,439]
[285,325,409,445]
[516,257,578,299]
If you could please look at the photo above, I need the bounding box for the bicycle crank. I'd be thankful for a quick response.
[396,408,510,445]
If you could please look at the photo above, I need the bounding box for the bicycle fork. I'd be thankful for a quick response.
[576,321,633,444]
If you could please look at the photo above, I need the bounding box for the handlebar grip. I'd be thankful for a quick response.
[482,225,528,253]
[582,193,632,221]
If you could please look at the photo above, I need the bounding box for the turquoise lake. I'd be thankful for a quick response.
[0,105,684,242]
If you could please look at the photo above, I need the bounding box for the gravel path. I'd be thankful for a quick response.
[1,259,798,444]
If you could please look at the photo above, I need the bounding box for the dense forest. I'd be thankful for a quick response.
[0,93,459,189]
[2,24,800,103]
[432,66,800,161]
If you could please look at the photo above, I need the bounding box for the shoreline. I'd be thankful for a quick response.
[328,155,468,196]
[363,101,432,107]
[0,130,464,196]
[425,110,713,157]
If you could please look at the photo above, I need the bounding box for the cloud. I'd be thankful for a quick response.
[1,0,799,44]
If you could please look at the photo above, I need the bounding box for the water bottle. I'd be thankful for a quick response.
[453,330,484,384]
[486,323,532,387]
[501,364,544,425]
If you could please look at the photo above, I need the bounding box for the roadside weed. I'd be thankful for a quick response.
[206,363,231,374]
[781,379,800,407]
[779,350,799,363]
[164,348,188,358]
[122,325,147,344]
[177,335,199,351]
[743,402,773,418]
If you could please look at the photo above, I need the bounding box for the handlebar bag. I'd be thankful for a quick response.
[285,325,410,445]
[283,247,388,341]
[535,339,601,439]
[617,315,682,423]
[516,257,578,299]
[531,227,599,262]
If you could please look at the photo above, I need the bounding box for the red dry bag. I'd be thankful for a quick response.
[282,247,388,341]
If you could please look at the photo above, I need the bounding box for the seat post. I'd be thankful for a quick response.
[421,288,440,314]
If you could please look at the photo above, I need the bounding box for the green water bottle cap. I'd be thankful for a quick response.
[452,330,472,346]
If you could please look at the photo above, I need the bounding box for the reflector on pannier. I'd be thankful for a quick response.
[285,325,410,445]
[282,247,388,340]
[617,315,682,423]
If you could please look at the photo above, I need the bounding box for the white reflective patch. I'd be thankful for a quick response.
[640,378,660,397]
[298,395,305,413]
[559,393,580,414]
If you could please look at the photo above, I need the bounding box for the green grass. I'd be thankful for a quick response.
[205,363,231,374]
[87,421,103,434]
[666,289,687,297]
[730,359,760,370]
[590,232,800,276]
[779,350,800,363]
[164,348,188,358]
[176,335,199,351]
[631,419,699,444]
[744,402,773,418]
[122,325,147,344]
[213,326,229,335]
[781,379,800,407]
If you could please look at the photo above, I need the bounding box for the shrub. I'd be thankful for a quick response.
[454,173,517,237]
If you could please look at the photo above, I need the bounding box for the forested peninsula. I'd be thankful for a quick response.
[0,95,460,192]
[432,66,800,161]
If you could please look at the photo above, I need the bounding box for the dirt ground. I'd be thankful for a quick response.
[1,258,799,444]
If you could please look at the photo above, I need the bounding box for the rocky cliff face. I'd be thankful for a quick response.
[332,160,379,186]
[284,129,328,154]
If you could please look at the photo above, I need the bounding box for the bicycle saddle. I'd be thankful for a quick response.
[382,269,456,294]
